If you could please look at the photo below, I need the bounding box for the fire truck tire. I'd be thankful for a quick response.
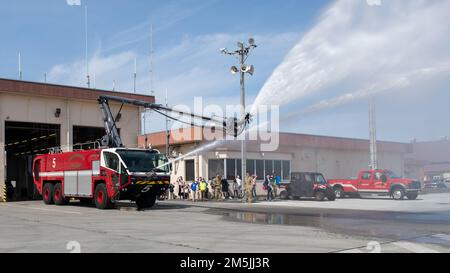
[94,184,113,210]
[43,183,54,205]
[315,191,325,201]
[391,187,405,200]
[136,195,157,209]
[406,192,419,200]
[326,189,336,201]
[280,190,289,200]
[334,186,345,199]
[54,183,69,206]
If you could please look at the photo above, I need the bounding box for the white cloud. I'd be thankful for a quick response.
[66,0,81,6]
[47,51,136,91]
[46,32,299,100]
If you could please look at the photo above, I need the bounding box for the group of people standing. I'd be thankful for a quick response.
[263,174,281,201]
[162,173,281,203]
[170,176,208,202]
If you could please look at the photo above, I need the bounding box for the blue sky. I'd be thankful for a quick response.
[1,0,450,142]
[0,0,328,83]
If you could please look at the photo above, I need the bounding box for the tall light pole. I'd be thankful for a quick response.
[165,88,171,156]
[221,39,257,182]
[85,5,90,88]
[369,98,378,170]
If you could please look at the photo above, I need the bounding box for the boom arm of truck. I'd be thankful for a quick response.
[98,95,251,148]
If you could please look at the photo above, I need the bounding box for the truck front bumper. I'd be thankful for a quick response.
[118,181,170,201]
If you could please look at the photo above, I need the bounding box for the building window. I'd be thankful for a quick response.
[274,160,282,177]
[226,159,236,180]
[265,160,273,176]
[256,160,264,179]
[246,160,255,176]
[185,160,195,182]
[208,159,225,179]
[282,160,291,180]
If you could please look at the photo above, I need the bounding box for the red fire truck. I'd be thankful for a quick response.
[328,169,422,200]
[33,148,171,209]
[32,95,250,209]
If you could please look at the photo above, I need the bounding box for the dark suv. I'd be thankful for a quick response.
[280,172,336,201]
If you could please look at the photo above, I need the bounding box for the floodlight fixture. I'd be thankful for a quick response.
[231,66,239,74]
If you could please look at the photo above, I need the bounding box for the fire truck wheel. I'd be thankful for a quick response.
[315,191,326,201]
[391,187,405,200]
[326,189,336,201]
[334,187,345,199]
[54,183,69,206]
[280,190,289,200]
[43,183,54,205]
[406,192,419,200]
[136,195,157,210]
[94,184,113,210]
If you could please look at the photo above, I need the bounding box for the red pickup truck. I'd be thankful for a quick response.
[328,169,421,200]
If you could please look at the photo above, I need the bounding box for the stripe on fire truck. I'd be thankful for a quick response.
[135,181,170,185]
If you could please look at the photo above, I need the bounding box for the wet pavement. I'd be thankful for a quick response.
[1,193,450,253]
[211,208,450,241]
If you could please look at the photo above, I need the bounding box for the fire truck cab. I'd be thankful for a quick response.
[33,148,171,209]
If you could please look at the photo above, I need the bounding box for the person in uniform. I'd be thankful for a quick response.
[245,173,254,203]
[214,175,223,200]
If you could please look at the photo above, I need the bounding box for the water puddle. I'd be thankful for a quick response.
[211,209,450,240]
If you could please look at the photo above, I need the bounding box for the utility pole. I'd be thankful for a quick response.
[165,88,170,156]
[134,57,137,93]
[18,52,22,80]
[221,39,257,181]
[150,23,155,95]
[369,98,378,170]
[143,24,155,140]
[85,5,90,88]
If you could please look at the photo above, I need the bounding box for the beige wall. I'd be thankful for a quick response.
[291,148,405,179]
[0,93,142,200]
[168,143,407,185]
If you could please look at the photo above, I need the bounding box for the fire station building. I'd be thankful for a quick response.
[0,78,154,201]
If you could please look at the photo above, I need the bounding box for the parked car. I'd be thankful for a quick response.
[280,172,336,201]
[424,179,447,189]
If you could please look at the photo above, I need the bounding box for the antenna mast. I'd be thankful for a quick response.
[134,57,137,93]
[165,88,170,156]
[85,4,90,88]
[369,98,378,170]
[18,52,22,80]
[150,23,155,95]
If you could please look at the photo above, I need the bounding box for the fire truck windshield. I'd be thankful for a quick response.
[116,150,170,173]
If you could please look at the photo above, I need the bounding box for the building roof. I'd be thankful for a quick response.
[0,78,155,104]
[139,127,412,154]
